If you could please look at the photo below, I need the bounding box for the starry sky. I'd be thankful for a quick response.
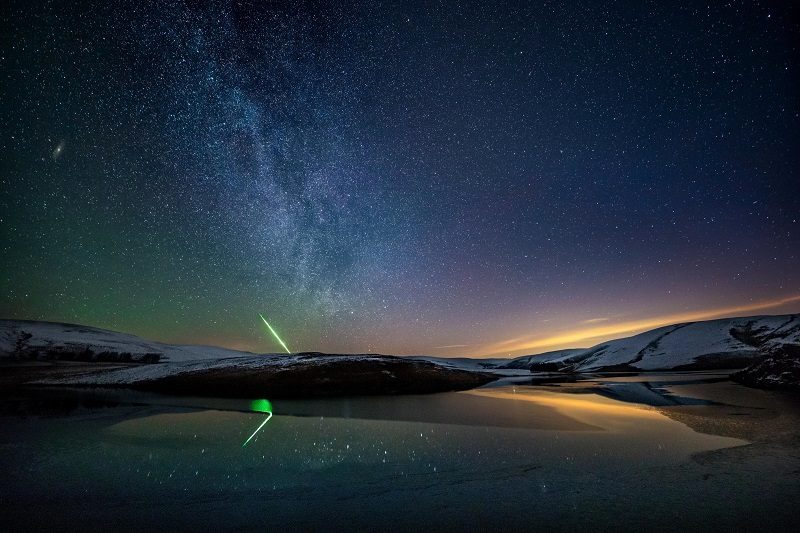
[2,0,798,357]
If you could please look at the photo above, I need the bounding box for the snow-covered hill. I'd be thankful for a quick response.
[0,320,501,397]
[503,314,800,372]
[500,349,584,370]
[0,319,268,362]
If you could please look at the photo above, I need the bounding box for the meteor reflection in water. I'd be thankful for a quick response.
[242,399,273,448]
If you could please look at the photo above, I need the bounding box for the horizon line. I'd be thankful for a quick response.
[3,297,799,360]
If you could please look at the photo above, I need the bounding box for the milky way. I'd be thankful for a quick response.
[1,1,798,355]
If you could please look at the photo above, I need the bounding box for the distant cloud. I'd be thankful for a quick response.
[582,317,609,324]
[433,344,469,349]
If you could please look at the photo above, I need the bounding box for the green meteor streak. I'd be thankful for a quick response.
[259,313,291,353]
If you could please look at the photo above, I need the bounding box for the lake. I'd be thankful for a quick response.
[1,372,799,531]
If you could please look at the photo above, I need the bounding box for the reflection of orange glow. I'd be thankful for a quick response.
[484,294,800,356]
[466,389,661,421]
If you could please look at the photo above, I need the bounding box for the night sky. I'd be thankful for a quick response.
[2,1,798,357]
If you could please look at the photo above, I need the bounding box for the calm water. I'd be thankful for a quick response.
[1,373,799,531]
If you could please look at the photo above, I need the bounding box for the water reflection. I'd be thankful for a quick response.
[3,376,799,531]
[465,388,665,420]
[242,399,273,447]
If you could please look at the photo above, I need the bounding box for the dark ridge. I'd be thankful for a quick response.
[732,344,800,391]
[592,363,641,372]
[133,358,496,398]
[527,361,564,372]
[6,342,162,364]
[728,316,798,348]
[671,353,758,371]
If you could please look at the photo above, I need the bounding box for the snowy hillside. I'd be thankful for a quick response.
[506,314,800,372]
[0,320,267,362]
[500,349,584,370]
[0,320,499,397]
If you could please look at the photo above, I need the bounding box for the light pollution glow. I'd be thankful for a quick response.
[167,294,800,358]
[481,294,800,357]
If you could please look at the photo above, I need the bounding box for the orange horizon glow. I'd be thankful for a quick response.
[152,294,800,359]
[478,294,800,357]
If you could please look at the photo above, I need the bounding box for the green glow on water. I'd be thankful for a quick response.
[242,399,273,448]
[250,399,273,413]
